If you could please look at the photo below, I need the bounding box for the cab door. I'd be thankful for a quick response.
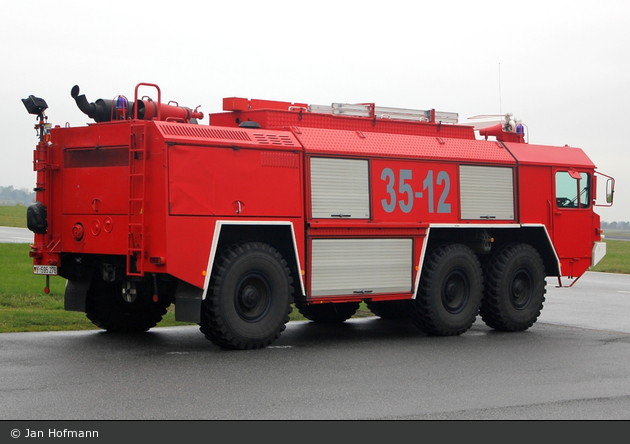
[552,168,595,277]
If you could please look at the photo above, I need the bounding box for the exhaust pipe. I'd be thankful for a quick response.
[71,85,115,123]
[71,84,204,123]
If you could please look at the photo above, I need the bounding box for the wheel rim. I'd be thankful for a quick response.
[234,272,271,321]
[441,269,469,314]
[510,268,533,309]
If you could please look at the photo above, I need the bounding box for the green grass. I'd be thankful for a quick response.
[1,236,627,333]
[589,239,630,274]
[0,204,28,228]
[0,243,191,332]
[0,243,94,332]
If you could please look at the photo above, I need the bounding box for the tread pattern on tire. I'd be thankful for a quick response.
[410,243,483,336]
[201,241,294,350]
[480,242,546,332]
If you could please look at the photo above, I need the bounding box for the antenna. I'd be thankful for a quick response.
[499,62,503,118]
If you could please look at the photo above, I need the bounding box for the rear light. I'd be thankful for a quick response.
[72,223,84,241]
[149,256,166,265]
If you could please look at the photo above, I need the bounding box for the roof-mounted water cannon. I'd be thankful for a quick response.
[71,84,204,124]
[467,113,527,143]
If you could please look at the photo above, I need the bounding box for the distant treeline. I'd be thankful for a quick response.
[0,186,35,206]
[602,221,630,230]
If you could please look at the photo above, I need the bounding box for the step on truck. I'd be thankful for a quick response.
[23,82,615,349]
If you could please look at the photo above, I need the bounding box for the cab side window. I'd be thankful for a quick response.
[555,171,590,209]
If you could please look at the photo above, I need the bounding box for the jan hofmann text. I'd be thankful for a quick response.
[11,428,99,438]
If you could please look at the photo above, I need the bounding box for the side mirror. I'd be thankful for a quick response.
[595,172,615,207]
[606,178,614,204]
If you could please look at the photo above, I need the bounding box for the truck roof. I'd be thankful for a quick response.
[153,120,594,169]
[505,142,596,168]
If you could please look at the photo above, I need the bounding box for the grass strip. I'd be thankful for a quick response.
[0,237,627,333]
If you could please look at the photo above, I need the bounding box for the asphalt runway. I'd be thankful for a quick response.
[1,272,629,421]
[0,226,32,243]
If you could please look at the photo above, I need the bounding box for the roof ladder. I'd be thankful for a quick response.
[127,123,147,277]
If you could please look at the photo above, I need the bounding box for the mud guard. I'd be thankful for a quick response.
[64,270,93,312]
[175,281,203,323]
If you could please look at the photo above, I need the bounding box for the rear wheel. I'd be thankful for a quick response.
[295,301,360,323]
[480,243,546,332]
[200,242,294,350]
[409,243,483,336]
[85,274,170,332]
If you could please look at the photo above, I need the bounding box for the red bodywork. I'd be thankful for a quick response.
[29,87,608,306]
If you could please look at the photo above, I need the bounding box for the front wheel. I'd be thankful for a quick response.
[409,243,483,336]
[200,242,294,350]
[480,243,546,332]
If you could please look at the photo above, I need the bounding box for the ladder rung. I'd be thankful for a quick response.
[128,125,146,276]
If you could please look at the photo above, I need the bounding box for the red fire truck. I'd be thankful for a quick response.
[23,83,615,349]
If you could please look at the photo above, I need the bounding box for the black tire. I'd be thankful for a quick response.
[365,300,410,320]
[295,301,360,324]
[480,243,546,332]
[409,243,483,336]
[200,242,294,350]
[85,275,170,332]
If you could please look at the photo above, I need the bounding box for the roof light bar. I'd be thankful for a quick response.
[308,103,458,124]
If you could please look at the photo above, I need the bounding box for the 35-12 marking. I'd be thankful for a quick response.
[381,168,451,214]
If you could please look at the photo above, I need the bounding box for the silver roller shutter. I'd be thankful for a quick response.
[310,238,413,297]
[310,157,370,219]
[460,165,515,220]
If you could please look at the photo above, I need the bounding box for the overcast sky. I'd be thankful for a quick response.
[2,0,629,222]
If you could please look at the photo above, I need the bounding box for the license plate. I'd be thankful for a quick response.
[33,265,58,275]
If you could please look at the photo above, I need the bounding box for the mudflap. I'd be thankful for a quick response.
[64,273,93,312]
[175,280,203,324]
